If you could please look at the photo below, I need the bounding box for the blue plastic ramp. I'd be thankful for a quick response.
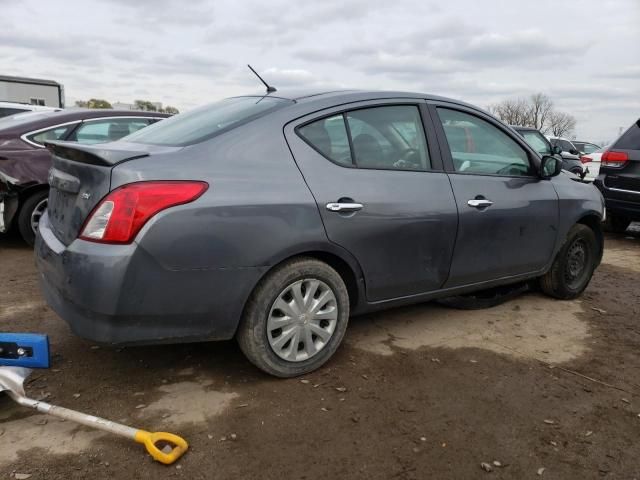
[0,333,50,368]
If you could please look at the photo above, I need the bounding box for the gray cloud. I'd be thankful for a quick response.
[1,0,638,142]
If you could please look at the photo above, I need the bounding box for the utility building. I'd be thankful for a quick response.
[0,75,65,107]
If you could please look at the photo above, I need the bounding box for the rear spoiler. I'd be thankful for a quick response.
[45,140,149,167]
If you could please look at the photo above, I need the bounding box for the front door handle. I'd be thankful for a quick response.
[326,202,364,213]
[467,199,493,208]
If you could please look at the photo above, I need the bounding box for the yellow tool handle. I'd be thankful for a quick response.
[134,430,189,465]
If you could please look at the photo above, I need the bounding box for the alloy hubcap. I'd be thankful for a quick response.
[267,278,338,362]
[31,198,48,234]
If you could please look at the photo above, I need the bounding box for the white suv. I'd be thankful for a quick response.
[0,101,60,118]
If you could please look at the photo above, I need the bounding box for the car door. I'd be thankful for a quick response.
[284,100,458,302]
[429,102,559,287]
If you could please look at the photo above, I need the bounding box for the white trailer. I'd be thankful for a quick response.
[0,75,64,108]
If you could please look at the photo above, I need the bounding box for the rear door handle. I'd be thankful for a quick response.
[467,199,493,208]
[326,202,364,213]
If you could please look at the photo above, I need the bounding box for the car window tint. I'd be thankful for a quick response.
[27,125,73,146]
[72,118,151,144]
[520,130,551,156]
[298,114,353,166]
[615,121,640,150]
[437,108,532,176]
[346,106,430,170]
[124,96,292,146]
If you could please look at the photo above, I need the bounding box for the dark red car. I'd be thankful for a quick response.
[0,109,168,244]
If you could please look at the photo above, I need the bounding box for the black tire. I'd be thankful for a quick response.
[603,214,631,234]
[539,224,598,300]
[17,190,49,246]
[237,257,350,378]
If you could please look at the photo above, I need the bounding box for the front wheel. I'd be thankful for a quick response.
[539,224,598,300]
[237,258,350,377]
[17,190,49,246]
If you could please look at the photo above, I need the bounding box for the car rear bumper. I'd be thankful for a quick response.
[35,212,266,345]
[594,178,640,220]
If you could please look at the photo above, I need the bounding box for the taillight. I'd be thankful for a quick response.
[80,181,208,244]
[581,155,592,164]
[601,151,628,168]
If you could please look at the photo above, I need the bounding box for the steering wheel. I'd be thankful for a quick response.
[393,148,421,169]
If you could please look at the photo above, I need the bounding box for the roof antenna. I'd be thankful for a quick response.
[247,64,277,93]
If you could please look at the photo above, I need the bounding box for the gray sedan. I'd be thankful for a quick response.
[36,89,604,377]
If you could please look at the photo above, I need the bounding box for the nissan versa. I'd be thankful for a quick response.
[36,90,604,377]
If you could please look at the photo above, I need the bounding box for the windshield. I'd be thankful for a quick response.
[124,96,293,146]
[519,130,552,155]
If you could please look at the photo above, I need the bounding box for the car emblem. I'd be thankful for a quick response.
[81,192,91,200]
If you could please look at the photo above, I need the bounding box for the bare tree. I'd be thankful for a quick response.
[528,93,553,130]
[489,98,531,126]
[547,111,577,137]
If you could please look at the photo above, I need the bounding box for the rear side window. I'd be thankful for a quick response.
[437,108,532,176]
[69,118,152,144]
[615,120,640,150]
[25,125,74,146]
[124,96,292,146]
[298,105,431,171]
[298,114,352,166]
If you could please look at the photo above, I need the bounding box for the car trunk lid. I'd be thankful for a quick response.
[45,140,180,245]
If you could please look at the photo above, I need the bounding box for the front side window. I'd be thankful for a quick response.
[125,96,292,146]
[69,118,151,144]
[437,108,532,176]
[297,105,431,171]
[25,125,74,146]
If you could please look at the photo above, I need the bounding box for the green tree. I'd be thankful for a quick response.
[86,98,112,109]
[134,100,157,112]
[164,106,179,115]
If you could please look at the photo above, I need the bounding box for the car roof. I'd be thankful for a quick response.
[0,109,169,134]
[234,88,480,111]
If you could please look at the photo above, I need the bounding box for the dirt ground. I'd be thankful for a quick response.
[1,226,639,479]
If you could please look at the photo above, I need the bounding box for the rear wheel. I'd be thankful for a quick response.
[539,224,598,300]
[17,190,48,246]
[237,258,349,377]
[603,213,631,234]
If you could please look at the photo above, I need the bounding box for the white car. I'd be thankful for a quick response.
[0,101,60,118]
[581,146,607,182]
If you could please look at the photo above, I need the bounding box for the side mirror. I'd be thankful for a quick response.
[569,148,580,155]
[540,155,563,179]
[552,145,563,155]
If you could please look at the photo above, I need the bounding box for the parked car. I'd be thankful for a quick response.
[0,109,168,244]
[35,90,604,377]
[593,119,640,232]
[0,101,60,118]
[581,146,607,182]
[548,136,584,175]
[511,125,564,159]
[573,141,601,155]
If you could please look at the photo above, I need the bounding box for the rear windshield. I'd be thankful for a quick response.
[614,120,640,150]
[123,96,293,146]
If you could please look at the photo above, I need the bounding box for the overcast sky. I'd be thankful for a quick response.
[2,0,638,142]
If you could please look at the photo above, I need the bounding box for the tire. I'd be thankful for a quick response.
[237,257,350,378]
[539,224,598,300]
[603,214,631,234]
[17,190,49,246]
